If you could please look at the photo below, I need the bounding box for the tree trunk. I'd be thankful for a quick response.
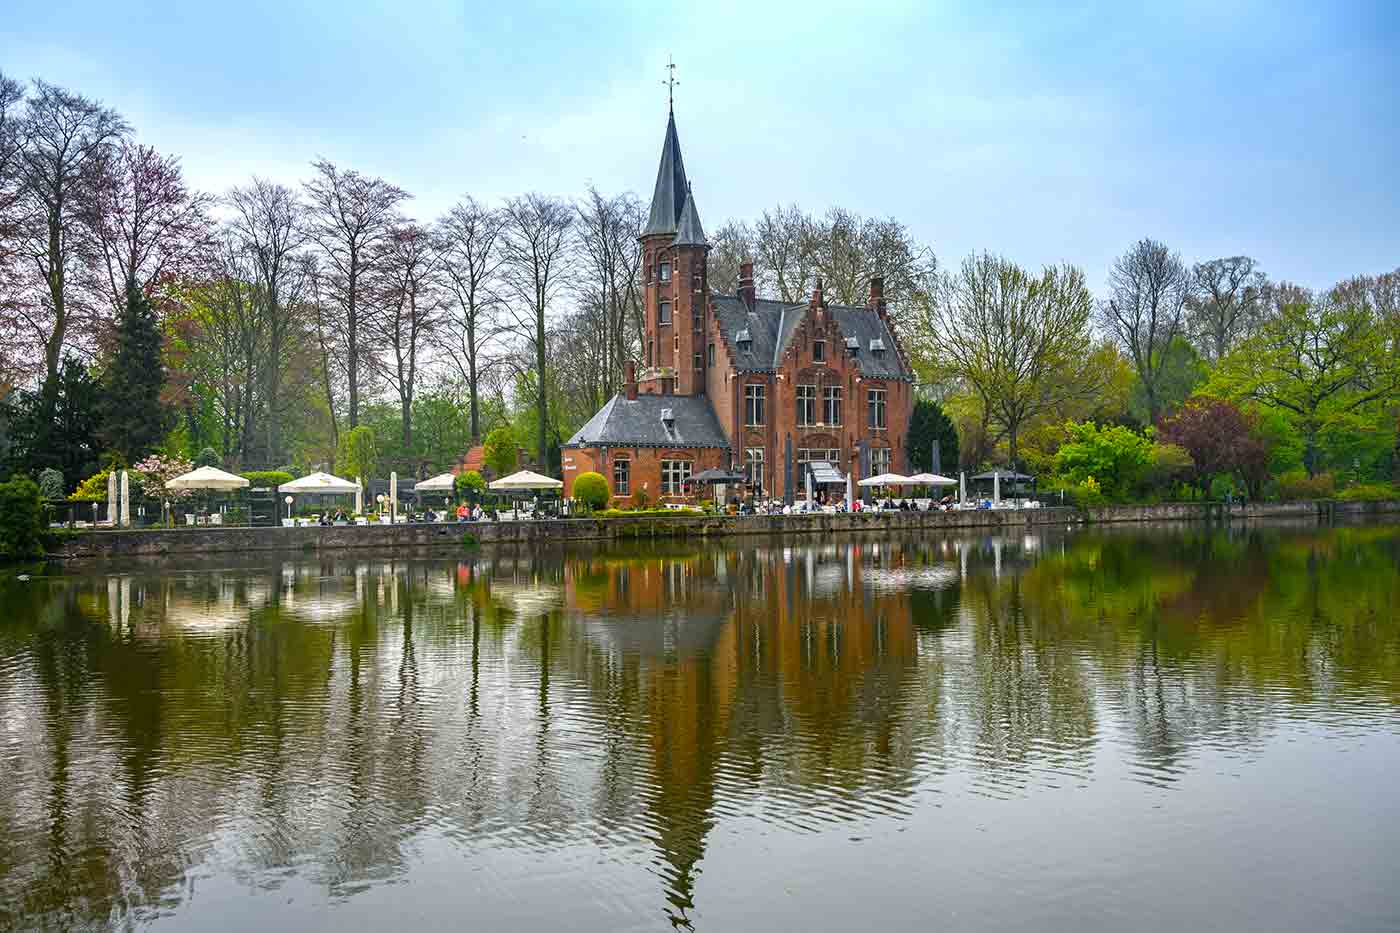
[347,254,359,428]
[536,295,548,469]
[468,316,480,442]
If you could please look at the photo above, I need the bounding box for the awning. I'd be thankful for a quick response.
[804,461,846,485]
[489,470,563,491]
[165,466,250,491]
[279,471,361,494]
[971,470,1034,482]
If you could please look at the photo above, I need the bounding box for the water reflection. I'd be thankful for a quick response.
[2,524,1400,930]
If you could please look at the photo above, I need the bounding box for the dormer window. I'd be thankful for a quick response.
[870,337,886,356]
[736,328,751,348]
[813,340,825,362]
[659,261,672,283]
[659,300,672,324]
[846,336,860,354]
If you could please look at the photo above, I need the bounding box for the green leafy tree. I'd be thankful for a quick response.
[911,253,1102,469]
[3,359,103,486]
[1128,336,1205,426]
[37,467,64,499]
[101,281,169,464]
[1209,291,1400,475]
[337,425,379,481]
[194,447,219,467]
[482,425,517,477]
[1053,421,1154,499]
[0,477,47,560]
[573,471,609,512]
[906,398,959,474]
[1158,396,1272,496]
[455,469,486,502]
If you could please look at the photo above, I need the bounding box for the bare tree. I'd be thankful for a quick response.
[86,141,214,317]
[303,256,341,454]
[914,253,1101,468]
[574,187,642,397]
[1098,238,1192,425]
[1187,256,1266,363]
[707,220,753,295]
[498,193,573,468]
[11,79,129,392]
[435,195,504,442]
[0,72,26,386]
[301,159,408,428]
[754,203,817,302]
[368,222,442,456]
[225,177,307,463]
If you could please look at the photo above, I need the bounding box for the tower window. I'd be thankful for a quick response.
[745,384,766,426]
[823,386,842,426]
[867,387,887,429]
[659,261,672,283]
[796,385,817,426]
[693,307,702,330]
[613,458,630,496]
[659,300,672,324]
[707,343,715,366]
[693,352,701,370]
[813,340,825,362]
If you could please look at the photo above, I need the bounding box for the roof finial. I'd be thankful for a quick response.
[664,55,678,112]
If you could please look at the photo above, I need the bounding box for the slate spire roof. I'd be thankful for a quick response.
[672,183,707,247]
[642,110,689,236]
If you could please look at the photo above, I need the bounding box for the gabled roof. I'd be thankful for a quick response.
[564,393,729,449]
[710,295,912,380]
[672,185,707,247]
[642,111,689,236]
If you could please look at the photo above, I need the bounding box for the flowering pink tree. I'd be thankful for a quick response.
[133,454,194,504]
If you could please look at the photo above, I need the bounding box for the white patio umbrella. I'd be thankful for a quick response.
[959,471,967,506]
[106,471,117,524]
[845,472,854,511]
[414,472,457,493]
[488,470,563,491]
[165,466,250,491]
[858,473,909,487]
[279,471,361,494]
[354,477,363,515]
[120,470,130,527]
[902,472,958,486]
[390,472,398,519]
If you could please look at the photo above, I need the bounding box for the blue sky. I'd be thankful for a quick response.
[4,0,1396,292]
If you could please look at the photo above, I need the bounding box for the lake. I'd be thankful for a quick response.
[2,523,1399,932]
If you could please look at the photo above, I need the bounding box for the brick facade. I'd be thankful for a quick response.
[563,110,913,504]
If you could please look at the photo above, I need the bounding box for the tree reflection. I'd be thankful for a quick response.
[2,523,1400,929]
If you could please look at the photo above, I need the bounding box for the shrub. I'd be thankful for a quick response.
[1337,483,1399,502]
[1137,443,1194,499]
[195,447,220,468]
[1054,421,1153,499]
[337,426,378,482]
[240,470,295,490]
[0,477,47,561]
[455,469,486,501]
[483,426,517,476]
[69,469,113,502]
[37,468,64,500]
[1276,470,1335,501]
[573,471,610,512]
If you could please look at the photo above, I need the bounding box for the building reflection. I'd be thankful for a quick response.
[2,524,1400,930]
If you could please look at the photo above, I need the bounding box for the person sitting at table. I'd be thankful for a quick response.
[457,504,469,521]
[318,513,332,526]
[422,508,436,523]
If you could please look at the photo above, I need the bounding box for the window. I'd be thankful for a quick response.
[745,384,765,426]
[661,459,691,495]
[796,385,817,426]
[867,387,887,429]
[693,352,702,370]
[745,448,765,490]
[823,386,842,426]
[613,458,630,496]
[692,307,702,330]
[870,447,891,477]
[647,339,653,367]
[798,448,842,465]
[813,340,825,362]
[659,299,672,325]
[659,261,672,283]
[707,342,715,366]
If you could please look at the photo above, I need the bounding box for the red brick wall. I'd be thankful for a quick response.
[563,446,727,504]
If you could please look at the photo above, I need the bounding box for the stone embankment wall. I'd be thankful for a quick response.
[50,499,1400,560]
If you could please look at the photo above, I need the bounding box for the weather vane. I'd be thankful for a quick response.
[664,55,678,111]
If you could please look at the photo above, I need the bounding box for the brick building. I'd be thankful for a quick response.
[562,106,914,504]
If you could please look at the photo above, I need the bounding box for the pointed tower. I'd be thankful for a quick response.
[639,109,710,397]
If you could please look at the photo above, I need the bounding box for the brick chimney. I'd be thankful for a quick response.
[810,277,825,309]
[625,360,638,400]
[869,276,887,317]
[738,261,755,308]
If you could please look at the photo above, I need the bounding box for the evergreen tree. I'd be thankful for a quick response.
[2,359,103,485]
[907,398,961,474]
[101,281,169,464]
